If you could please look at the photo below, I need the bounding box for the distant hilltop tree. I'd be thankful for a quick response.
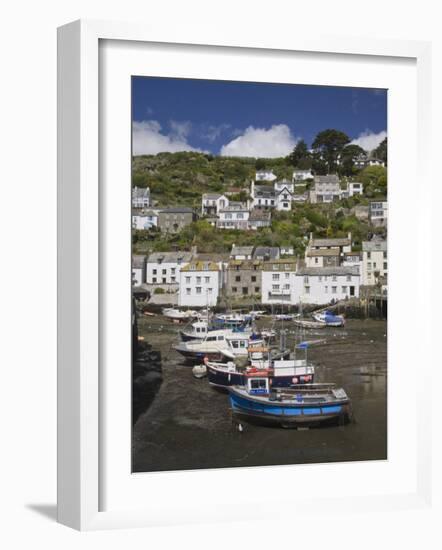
[312,129,351,174]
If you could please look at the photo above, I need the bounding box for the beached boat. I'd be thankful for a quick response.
[312,310,345,327]
[179,318,253,342]
[273,313,298,321]
[229,378,351,427]
[214,312,253,326]
[162,308,196,322]
[174,329,264,362]
[206,357,314,389]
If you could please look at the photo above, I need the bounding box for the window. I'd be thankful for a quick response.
[196,276,201,284]
[373,262,377,268]
[171,277,176,283]
[196,287,202,294]
[235,275,241,282]
[368,262,372,269]
[332,275,337,282]
[383,262,387,270]
[250,379,267,390]
[367,252,371,259]
[285,273,289,279]
[315,258,318,264]
[162,269,167,275]
[226,213,232,219]
[152,269,157,275]
[162,278,166,284]
[272,274,280,281]
[185,276,190,283]
[242,287,248,295]
[186,288,191,295]
[237,213,243,219]
[217,335,224,341]
[284,284,290,290]
[251,276,256,282]
[383,251,387,259]
[304,276,309,283]
[232,287,237,293]
[332,286,337,294]
[346,275,352,282]
[207,288,212,294]
[318,276,322,282]
[272,284,280,291]
[205,277,210,283]
[305,286,310,294]
[255,287,260,293]
[342,286,347,293]
[152,277,157,283]
[171,268,176,274]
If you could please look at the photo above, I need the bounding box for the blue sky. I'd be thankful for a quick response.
[132,76,387,157]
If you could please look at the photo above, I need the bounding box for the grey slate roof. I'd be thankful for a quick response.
[311,238,350,247]
[297,266,360,276]
[132,255,147,268]
[132,186,150,198]
[362,240,387,252]
[159,207,194,214]
[202,193,222,200]
[254,185,276,198]
[314,175,340,184]
[147,251,193,263]
[231,245,254,257]
[253,247,280,260]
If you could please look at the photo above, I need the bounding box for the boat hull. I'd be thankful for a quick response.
[207,365,311,389]
[229,389,351,427]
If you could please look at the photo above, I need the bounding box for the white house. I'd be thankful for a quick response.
[250,181,276,209]
[354,154,385,169]
[309,175,342,203]
[146,251,193,287]
[261,260,298,305]
[178,261,221,307]
[132,209,158,230]
[348,182,364,197]
[361,239,387,286]
[293,266,360,304]
[201,193,229,216]
[132,255,146,286]
[255,170,277,182]
[275,180,295,211]
[216,203,250,229]
[293,169,313,182]
[369,201,388,227]
[132,186,150,208]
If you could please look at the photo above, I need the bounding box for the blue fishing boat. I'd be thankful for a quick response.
[229,377,351,427]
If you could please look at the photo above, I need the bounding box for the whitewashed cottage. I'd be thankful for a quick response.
[178,261,222,307]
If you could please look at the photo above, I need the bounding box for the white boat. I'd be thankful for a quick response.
[162,308,197,321]
[174,329,264,362]
[312,310,345,327]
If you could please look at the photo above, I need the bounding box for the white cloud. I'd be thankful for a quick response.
[132,120,203,155]
[200,123,232,143]
[220,124,297,158]
[351,130,387,152]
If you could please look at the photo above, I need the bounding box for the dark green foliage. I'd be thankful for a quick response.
[373,137,388,164]
[312,129,351,173]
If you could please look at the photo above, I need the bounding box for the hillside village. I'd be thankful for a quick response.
[132,148,388,309]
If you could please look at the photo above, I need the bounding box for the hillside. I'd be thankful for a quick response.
[132,152,387,256]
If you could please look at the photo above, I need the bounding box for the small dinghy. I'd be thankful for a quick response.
[192,364,207,379]
[293,319,326,329]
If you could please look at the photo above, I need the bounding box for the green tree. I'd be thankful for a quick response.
[312,129,350,173]
[287,139,310,167]
[339,144,366,176]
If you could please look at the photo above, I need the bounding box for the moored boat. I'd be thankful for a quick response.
[312,310,345,327]
[174,329,263,362]
[162,307,197,322]
[206,357,315,389]
[293,318,326,329]
[229,379,351,427]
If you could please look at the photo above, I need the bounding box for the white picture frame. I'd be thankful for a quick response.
[57,19,433,531]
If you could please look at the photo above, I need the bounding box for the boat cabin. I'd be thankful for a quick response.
[247,377,270,395]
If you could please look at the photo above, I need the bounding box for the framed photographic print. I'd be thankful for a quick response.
[57,19,432,530]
